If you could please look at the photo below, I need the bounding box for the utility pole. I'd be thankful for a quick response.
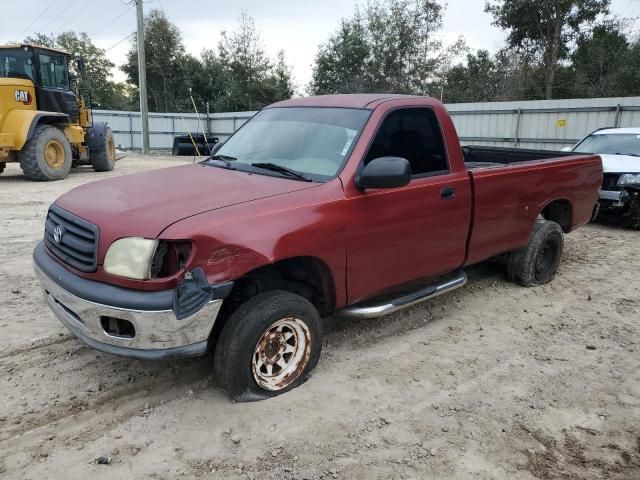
[135,0,150,154]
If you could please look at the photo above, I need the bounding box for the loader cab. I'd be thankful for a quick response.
[0,44,79,122]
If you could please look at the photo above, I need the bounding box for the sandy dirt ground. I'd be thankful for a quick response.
[0,155,639,480]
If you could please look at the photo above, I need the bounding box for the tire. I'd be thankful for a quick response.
[87,123,116,172]
[507,220,564,287]
[214,290,323,402]
[0,163,5,175]
[18,125,72,181]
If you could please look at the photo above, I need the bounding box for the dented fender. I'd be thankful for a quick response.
[159,179,349,307]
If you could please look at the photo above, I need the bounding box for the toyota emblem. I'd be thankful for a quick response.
[53,226,63,243]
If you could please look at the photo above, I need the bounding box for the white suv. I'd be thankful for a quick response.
[569,127,640,229]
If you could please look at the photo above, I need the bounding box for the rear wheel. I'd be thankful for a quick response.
[214,290,322,401]
[18,125,72,181]
[507,220,564,287]
[88,124,116,172]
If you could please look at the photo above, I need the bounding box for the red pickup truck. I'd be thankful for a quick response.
[34,94,602,401]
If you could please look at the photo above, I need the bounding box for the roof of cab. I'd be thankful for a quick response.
[267,94,425,110]
[0,43,71,56]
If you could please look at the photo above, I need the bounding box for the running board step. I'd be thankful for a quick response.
[338,270,467,319]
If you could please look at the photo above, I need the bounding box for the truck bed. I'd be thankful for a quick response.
[463,146,576,169]
[463,150,602,266]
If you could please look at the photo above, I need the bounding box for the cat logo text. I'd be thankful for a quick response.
[14,90,32,105]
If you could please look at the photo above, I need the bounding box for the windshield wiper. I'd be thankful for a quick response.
[206,154,237,169]
[211,154,238,161]
[614,152,640,157]
[250,163,313,182]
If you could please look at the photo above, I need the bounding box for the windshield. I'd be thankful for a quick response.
[215,107,371,180]
[574,133,640,156]
[0,48,35,82]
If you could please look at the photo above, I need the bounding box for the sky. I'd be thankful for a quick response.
[2,0,640,92]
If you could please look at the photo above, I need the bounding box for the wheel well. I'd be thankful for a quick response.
[209,256,336,348]
[27,114,69,141]
[541,199,572,232]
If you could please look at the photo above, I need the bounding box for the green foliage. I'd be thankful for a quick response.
[212,11,295,111]
[443,20,640,103]
[310,0,466,95]
[570,22,640,97]
[485,0,611,99]
[122,9,189,112]
[24,32,128,109]
[122,9,295,113]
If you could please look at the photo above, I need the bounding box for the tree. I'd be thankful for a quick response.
[310,13,371,94]
[310,0,466,95]
[24,32,129,109]
[570,21,640,97]
[444,50,500,103]
[122,9,293,113]
[122,9,190,112]
[214,11,295,111]
[485,0,610,99]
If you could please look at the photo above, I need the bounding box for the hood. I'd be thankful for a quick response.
[599,154,640,174]
[55,164,318,239]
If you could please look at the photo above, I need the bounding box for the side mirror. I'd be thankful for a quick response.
[76,58,85,74]
[356,156,411,190]
[211,140,226,155]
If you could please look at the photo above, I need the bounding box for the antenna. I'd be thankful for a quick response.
[189,87,211,155]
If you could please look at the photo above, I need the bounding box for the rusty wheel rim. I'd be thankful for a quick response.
[252,317,311,391]
[107,136,115,160]
[44,140,65,169]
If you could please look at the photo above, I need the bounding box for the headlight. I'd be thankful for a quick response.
[617,174,640,187]
[104,238,158,280]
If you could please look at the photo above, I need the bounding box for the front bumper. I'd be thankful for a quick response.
[599,189,628,206]
[33,242,229,360]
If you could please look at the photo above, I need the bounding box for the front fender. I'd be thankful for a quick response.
[2,110,69,150]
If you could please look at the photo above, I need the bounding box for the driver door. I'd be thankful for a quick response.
[345,107,471,303]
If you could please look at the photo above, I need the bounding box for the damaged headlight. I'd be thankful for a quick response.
[618,173,640,186]
[104,238,193,280]
[104,238,159,280]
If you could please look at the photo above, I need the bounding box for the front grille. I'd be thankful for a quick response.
[44,204,99,272]
[602,173,621,191]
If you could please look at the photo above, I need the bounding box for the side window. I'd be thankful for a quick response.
[364,108,448,176]
[39,54,68,89]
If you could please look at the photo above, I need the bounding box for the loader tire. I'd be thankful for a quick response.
[507,220,564,287]
[0,163,5,175]
[18,125,72,181]
[88,123,116,172]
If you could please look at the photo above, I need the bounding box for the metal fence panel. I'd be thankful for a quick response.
[94,96,639,152]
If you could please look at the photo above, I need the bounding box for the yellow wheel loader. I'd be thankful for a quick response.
[0,44,116,181]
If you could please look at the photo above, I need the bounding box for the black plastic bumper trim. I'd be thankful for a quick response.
[33,241,233,312]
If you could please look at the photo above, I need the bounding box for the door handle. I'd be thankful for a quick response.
[440,187,456,200]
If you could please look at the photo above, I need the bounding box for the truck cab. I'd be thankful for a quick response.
[0,44,79,122]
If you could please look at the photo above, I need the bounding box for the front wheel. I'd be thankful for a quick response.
[18,125,72,181]
[507,220,564,287]
[214,291,322,401]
